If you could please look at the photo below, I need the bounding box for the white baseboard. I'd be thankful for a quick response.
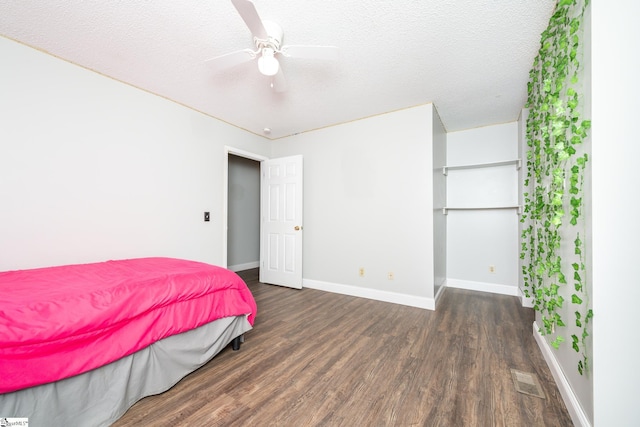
[518,287,535,308]
[532,322,591,427]
[227,261,259,272]
[434,282,447,305]
[446,278,519,296]
[303,279,435,310]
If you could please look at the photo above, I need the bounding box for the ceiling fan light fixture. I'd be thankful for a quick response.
[258,48,279,76]
[206,1,339,92]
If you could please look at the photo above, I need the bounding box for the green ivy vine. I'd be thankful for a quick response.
[521,0,592,375]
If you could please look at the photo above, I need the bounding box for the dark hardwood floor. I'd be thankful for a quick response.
[113,268,572,426]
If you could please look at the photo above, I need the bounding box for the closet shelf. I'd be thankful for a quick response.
[442,205,522,215]
[442,158,521,175]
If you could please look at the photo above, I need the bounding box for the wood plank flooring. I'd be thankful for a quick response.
[113,269,572,426]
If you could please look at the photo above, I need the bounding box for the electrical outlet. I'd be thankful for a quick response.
[489,265,495,273]
[388,272,394,280]
[359,268,365,277]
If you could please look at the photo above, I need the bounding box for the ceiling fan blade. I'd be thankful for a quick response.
[280,45,340,61]
[205,49,256,71]
[271,67,287,92]
[231,0,268,40]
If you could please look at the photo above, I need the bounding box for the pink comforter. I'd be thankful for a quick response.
[0,257,257,394]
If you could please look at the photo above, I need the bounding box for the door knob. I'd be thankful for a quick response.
[294,226,301,231]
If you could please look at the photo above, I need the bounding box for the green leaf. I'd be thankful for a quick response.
[572,335,580,352]
[572,294,583,304]
[570,48,577,61]
[551,336,565,349]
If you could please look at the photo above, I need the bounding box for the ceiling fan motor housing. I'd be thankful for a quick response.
[255,20,284,51]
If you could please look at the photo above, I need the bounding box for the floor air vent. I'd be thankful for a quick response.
[510,369,546,399]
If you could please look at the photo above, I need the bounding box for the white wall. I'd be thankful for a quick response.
[271,105,435,308]
[524,5,594,424]
[525,3,640,425]
[432,107,447,296]
[534,6,594,421]
[591,1,640,425]
[227,155,260,271]
[446,123,520,294]
[0,36,268,271]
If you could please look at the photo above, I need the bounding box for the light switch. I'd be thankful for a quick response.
[204,212,210,222]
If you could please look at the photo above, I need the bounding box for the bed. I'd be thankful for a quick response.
[0,257,257,426]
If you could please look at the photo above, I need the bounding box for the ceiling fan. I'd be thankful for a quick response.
[206,0,339,92]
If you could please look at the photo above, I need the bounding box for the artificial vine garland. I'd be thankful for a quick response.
[521,0,592,375]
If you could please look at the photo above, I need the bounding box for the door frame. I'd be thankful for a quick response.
[222,146,268,269]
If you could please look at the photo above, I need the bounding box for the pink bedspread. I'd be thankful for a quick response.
[0,257,257,394]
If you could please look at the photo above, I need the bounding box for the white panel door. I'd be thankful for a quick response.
[260,155,303,289]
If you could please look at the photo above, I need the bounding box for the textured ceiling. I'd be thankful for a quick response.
[0,1,556,139]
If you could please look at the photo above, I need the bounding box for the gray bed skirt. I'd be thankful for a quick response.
[0,315,252,427]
